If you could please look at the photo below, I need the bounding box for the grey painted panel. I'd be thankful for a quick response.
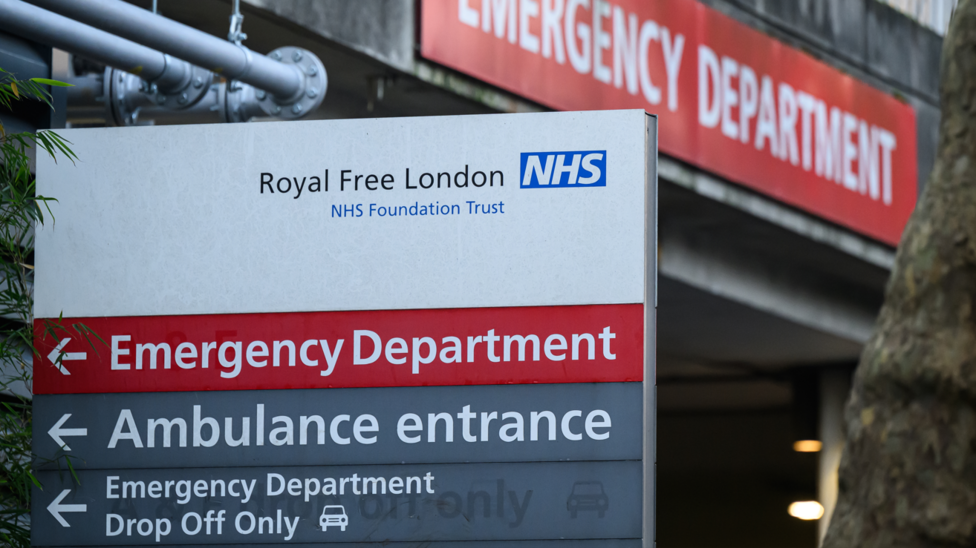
[32,462,641,545]
[913,98,941,195]
[0,32,62,133]
[717,0,867,65]
[34,384,642,469]
[243,0,414,72]
[703,0,941,106]
[866,1,942,101]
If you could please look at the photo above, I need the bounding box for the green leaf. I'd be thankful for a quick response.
[29,78,72,87]
[66,458,80,486]
[0,64,86,548]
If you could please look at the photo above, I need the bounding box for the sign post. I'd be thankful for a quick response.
[33,110,657,546]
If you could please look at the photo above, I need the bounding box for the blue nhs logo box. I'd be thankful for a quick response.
[519,150,606,188]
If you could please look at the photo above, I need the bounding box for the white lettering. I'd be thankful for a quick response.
[108,409,143,448]
[566,0,591,74]
[778,82,799,165]
[541,0,566,63]
[592,0,611,83]
[354,330,381,364]
[520,0,541,53]
[661,27,684,112]
[754,75,778,156]
[561,410,582,441]
[136,342,171,370]
[111,335,131,370]
[319,339,343,376]
[815,101,842,181]
[192,405,219,448]
[878,128,897,205]
[611,6,638,94]
[697,45,720,128]
[858,121,880,199]
[412,337,436,374]
[459,0,479,27]
[175,342,197,369]
[637,19,661,105]
[720,56,739,140]
[245,340,268,368]
[585,409,611,440]
[299,339,318,366]
[397,413,423,444]
[483,0,517,43]
[218,341,242,379]
[842,111,859,190]
[796,90,817,170]
[330,414,350,445]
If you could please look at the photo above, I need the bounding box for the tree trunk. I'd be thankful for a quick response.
[823,1,976,546]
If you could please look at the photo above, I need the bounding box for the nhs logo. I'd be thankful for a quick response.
[519,151,607,188]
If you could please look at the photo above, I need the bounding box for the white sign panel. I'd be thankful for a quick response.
[36,110,650,319]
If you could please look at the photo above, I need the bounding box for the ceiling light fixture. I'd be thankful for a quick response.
[793,440,823,452]
[788,501,825,520]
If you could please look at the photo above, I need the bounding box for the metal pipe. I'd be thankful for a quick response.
[65,73,106,124]
[32,0,304,101]
[65,73,103,108]
[138,85,224,125]
[66,71,271,126]
[0,0,192,92]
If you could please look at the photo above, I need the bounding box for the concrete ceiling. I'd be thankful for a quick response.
[658,276,864,368]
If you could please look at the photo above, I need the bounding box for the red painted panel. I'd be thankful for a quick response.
[421,0,917,245]
[34,304,643,394]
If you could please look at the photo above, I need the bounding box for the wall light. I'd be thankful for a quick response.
[788,501,825,520]
[793,440,823,452]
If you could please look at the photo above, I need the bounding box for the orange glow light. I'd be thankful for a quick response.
[793,440,823,452]
[788,501,825,520]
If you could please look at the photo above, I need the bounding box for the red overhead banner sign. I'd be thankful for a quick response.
[421,0,918,245]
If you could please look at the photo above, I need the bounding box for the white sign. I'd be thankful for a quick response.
[36,110,652,319]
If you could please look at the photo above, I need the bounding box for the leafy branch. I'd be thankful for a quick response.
[0,67,80,548]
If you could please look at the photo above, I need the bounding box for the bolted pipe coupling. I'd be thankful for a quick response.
[253,46,327,120]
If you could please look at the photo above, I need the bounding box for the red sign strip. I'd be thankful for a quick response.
[420,0,917,245]
[34,304,643,395]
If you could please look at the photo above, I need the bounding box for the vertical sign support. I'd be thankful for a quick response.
[644,114,659,548]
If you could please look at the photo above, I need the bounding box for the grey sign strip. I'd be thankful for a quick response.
[33,461,641,546]
[57,541,641,548]
[34,384,642,469]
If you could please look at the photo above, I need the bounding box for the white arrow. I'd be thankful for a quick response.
[47,489,86,527]
[48,413,87,451]
[47,338,87,375]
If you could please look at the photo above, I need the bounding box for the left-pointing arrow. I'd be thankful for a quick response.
[46,338,87,376]
[47,489,86,527]
[48,413,87,451]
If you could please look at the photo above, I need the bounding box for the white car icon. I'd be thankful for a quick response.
[319,505,348,532]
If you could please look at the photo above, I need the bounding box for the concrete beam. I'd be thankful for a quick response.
[243,0,414,72]
[659,158,897,270]
[659,229,879,343]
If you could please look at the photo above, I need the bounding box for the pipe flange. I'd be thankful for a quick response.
[256,46,327,120]
[108,69,153,126]
[224,81,264,123]
[152,64,212,110]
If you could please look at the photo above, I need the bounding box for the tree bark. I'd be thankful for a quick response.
[823,1,976,546]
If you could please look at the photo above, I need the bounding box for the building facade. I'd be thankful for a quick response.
[1,0,944,546]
